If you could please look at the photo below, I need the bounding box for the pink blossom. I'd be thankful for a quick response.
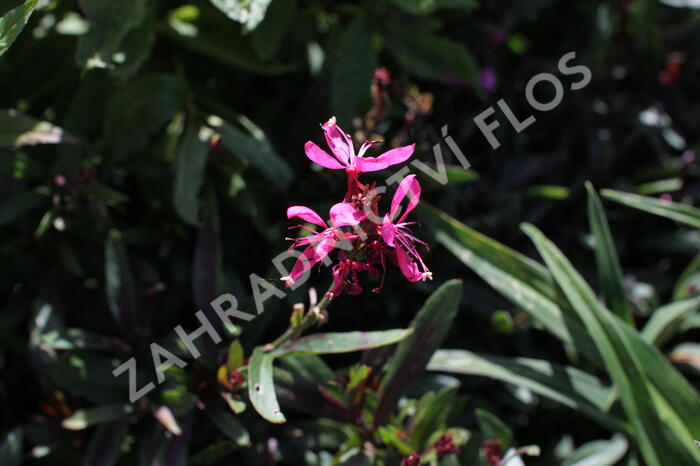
[330,253,368,296]
[380,175,432,282]
[305,117,414,198]
[283,117,431,297]
[281,203,361,287]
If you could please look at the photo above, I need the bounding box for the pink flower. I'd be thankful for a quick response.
[380,175,432,282]
[305,117,415,198]
[330,253,368,296]
[281,203,362,287]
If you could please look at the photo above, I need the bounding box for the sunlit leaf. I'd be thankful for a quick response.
[276,329,412,357]
[641,296,700,346]
[428,350,620,431]
[0,110,68,148]
[63,405,132,430]
[209,0,272,32]
[0,0,39,56]
[523,223,700,466]
[601,189,700,229]
[561,434,628,466]
[248,347,285,423]
[586,183,632,324]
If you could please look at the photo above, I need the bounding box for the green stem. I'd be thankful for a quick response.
[268,288,334,349]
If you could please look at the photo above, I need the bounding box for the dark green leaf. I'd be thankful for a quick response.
[0,426,22,466]
[386,33,479,88]
[331,19,378,126]
[586,183,633,324]
[475,409,513,449]
[0,190,46,227]
[75,0,146,69]
[84,420,128,466]
[218,118,293,189]
[251,0,297,60]
[105,230,138,331]
[374,280,462,427]
[104,74,185,161]
[409,385,459,449]
[562,434,629,466]
[388,0,477,15]
[207,410,251,446]
[173,122,209,226]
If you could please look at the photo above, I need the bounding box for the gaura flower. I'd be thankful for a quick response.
[281,203,362,287]
[330,253,368,296]
[380,174,432,282]
[304,117,415,198]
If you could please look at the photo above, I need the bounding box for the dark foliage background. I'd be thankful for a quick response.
[1,0,699,464]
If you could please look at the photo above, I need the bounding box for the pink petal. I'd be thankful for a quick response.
[322,119,353,165]
[390,174,421,222]
[354,143,415,173]
[329,202,364,227]
[396,246,423,282]
[381,215,396,247]
[330,266,346,296]
[304,141,345,169]
[288,239,335,282]
[287,206,327,227]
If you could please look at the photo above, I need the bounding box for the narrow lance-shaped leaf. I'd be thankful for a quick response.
[641,295,700,347]
[428,350,622,432]
[475,409,513,450]
[84,420,128,466]
[374,280,463,428]
[601,189,700,229]
[276,329,413,357]
[672,255,700,300]
[586,182,633,325]
[105,230,138,332]
[417,204,601,365]
[173,121,208,226]
[207,410,251,446]
[408,385,459,450]
[522,223,700,466]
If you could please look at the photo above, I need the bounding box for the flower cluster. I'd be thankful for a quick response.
[434,433,461,459]
[282,117,432,297]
